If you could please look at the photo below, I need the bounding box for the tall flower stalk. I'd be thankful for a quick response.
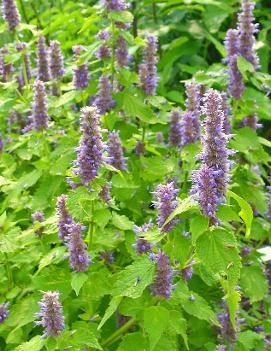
[31,80,49,131]
[2,0,21,31]
[37,35,51,82]
[72,45,89,90]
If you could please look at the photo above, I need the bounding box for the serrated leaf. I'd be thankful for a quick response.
[238,330,263,350]
[168,310,188,349]
[228,190,253,238]
[190,214,209,244]
[14,336,45,351]
[38,247,66,273]
[98,296,122,330]
[109,11,134,23]
[240,266,268,303]
[112,212,134,230]
[237,56,254,79]
[112,256,155,298]
[163,197,198,227]
[53,91,77,108]
[144,306,169,350]
[117,332,148,351]
[71,273,88,296]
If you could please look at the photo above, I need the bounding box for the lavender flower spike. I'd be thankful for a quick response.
[152,252,173,299]
[181,111,200,146]
[103,0,128,11]
[185,81,201,117]
[74,106,104,185]
[139,35,159,96]
[237,0,259,69]
[35,291,65,337]
[133,221,153,255]
[116,36,129,68]
[0,303,9,324]
[153,181,179,233]
[224,29,245,100]
[201,89,230,200]
[108,130,127,171]
[37,35,51,82]
[95,75,115,114]
[72,45,89,90]
[99,183,112,205]
[0,47,14,82]
[67,223,91,272]
[2,0,21,31]
[32,211,45,236]
[239,113,262,129]
[169,109,182,148]
[56,195,73,241]
[49,40,64,79]
[31,80,49,131]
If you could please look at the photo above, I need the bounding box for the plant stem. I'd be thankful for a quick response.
[31,2,43,29]
[152,1,158,24]
[101,318,136,347]
[88,202,95,249]
[4,253,13,289]
[18,0,29,23]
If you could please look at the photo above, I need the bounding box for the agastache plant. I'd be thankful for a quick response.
[237,0,259,69]
[0,303,9,324]
[37,35,51,82]
[103,0,128,11]
[32,211,45,236]
[133,222,153,255]
[169,109,182,148]
[181,111,200,146]
[72,45,89,90]
[152,252,173,299]
[2,0,21,31]
[56,195,73,242]
[31,80,49,131]
[74,106,104,185]
[239,113,262,129]
[139,34,159,96]
[66,222,91,272]
[0,47,13,82]
[224,29,245,100]
[35,291,65,337]
[99,183,112,205]
[185,81,201,118]
[96,30,112,60]
[116,36,129,68]
[49,40,64,95]
[95,75,115,114]
[108,130,127,171]
[153,181,179,233]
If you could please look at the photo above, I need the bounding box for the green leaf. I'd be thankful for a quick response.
[98,296,122,330]
[71,273,88,296]
[228,190,253,238]
[112,212,134,230]
[237,56,254,79]
[168,310,188,349]
[14,336,45,351]
[52,90,77,108]
[144,306,169,350]
[117,332,148,351]
[240,266,268,303]
[237,330,263,350]
[112,256,155,298]
[190,214,209,244]
[196,228,241,287]
[109,11,134,23]
[163,197,198,227]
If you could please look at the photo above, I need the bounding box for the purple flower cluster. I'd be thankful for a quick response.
[239,113,262,129]
[192,89,230,224]
[67,222,91,272]
[95,75,115,114]
[0,47,13,82]
[139,35,159,96]
[134,141,145,156]
[99,183,112,205]
[169,109,182,148]
[35,291,65,337]
[182,263,194,282]
[32,211,45,236]
[31,80,49,131]
[133,222,153,255]
[152,252,173,299]
[116,36,129,68]
[49,40,64,79]
[185,81,201,117]
[0,135,4,152]
[153,181,179,233]
[74,106,104,185]
[224,29,245,100]
[72,45,89,90]
[217,309,238,343]
[100,251,114,265]
[0,303,9,324]
[221,93,232,134]
[108,130,127,171]
[56,195,73,242]
[2,0,21,31]
[181,111,201,146]
[237,0,259,69]
[16,42,32,86]
[216,346,227,351]
[37,35,51,82]
[103,0,128,11]
[96,30,112,60]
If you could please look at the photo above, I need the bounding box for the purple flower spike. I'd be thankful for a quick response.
[100,251,114,265]
[169,109,182,148]
[0,135,4,152]
[32,210,45,236]
[37,35,51,82]
[96,30,111,41]
[35,291,65,337]
[237,0,259,69]
[31,80,49,131]
[57,195,73,242]
[182,265,193,282]
[133,222,153,255]
[103,0,128,11]
[139,35,159,96]
[0,47,13,82]
[224,29,240,59]
[74,106,104,185]
[96,45,112,60]
[134,141,145,156]
[216,346,227,351]
[67,223,91,272]
[95,75,115,114]
[72,45,89,90]
[221,93,232,134]
[100,183,112,205]
[49,40,64,79]
[2,0,20,31]
[153,181,179,233]
[152,252,173,299]
[116,36,129,68]
[239,113,262,129]
[185,81,201,118]
[181,111,200,146]
[0,303,9,324]
[108,130,127,171]
[201,89,230,200]
[217,308,238,343]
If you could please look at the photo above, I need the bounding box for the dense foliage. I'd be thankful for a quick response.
[0,0,271,350]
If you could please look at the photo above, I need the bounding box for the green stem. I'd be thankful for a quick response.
[31,2,43,29]
[101,318,136,347]
[88,202,95,249]
[4,253,13,289]
[18,0,29,23]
